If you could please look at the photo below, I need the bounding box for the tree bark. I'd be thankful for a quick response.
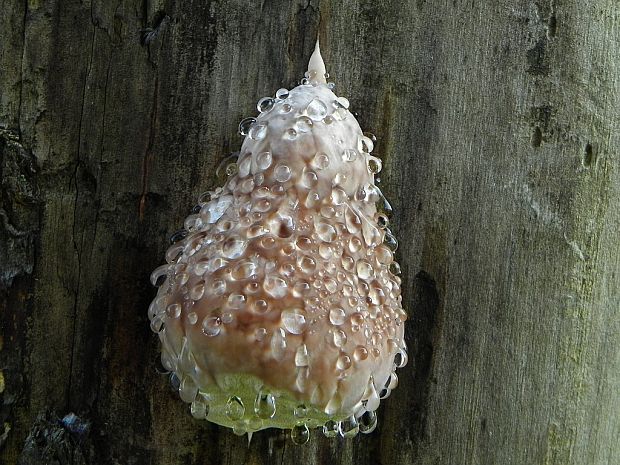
[1,1,618,464]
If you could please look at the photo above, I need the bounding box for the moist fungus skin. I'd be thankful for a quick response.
[148,41,407,441]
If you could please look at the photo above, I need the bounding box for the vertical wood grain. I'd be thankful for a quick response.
[1,1,618,464]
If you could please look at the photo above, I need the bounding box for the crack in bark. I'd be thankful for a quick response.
[67,19,98,409]
[92,54,113,249]
[139,76,159,221]
[17,0,28,140]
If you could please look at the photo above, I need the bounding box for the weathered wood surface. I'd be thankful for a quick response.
[1,1,619,464]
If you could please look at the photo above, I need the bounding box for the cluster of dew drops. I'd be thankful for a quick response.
[151,71,405,444]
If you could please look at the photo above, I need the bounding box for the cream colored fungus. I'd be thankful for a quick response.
[148,41,407,441]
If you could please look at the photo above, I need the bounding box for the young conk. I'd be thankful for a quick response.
[148,40,408,443]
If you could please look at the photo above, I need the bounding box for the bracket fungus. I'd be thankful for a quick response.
[148,41,407,442]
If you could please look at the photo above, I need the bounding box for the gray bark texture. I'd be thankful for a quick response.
[1,0,619,464]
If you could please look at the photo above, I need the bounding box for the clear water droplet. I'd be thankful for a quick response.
[179,375,198,402]
[296,116,313,133]
[232,424,246,436]
[316,223,336,242]
[329,308,346,325]
[281,309,307,334]
[330,329,347,348]
[384,230,399,252]
[323,276,337,292]
[386,372,399,389]
[150,315,164,333]
[394,348,408,368]
[254,391,276,419]
[294,404,308,418]
[358,135,374,153]
[333,172,347,186]
[364,132,377,143]
[323,420,338,437]
[150,264,170,286]
[331,188,347,205]
[338,416,359,438]
[333,107,348,121]
[192,259,210,276]
[293,281,310,297]
[281,103,293,113]
[166,303,182,319]
[375,247,393,267]
[225,396,245,421]
[274,164,292,182]
[187,311,198,325]
[325,391,343,415]
[239,117,256,135]
[249,123,267,140]
[348,237,362,254]
[311,152,330,170]
[284,128,297,140]
[358,410,377,434]
[202,316,222,337]
[299,255,316,274]
[342,148,358,162]
[232,261,257,280]
[295,366,309,392]
[169,229,188,244]
[336,354,352,371]
[157,352,173,373]
[275,88,289,100]
[190,282,205,300]
[296,236,312,250]
[306,98,328,121]
[271,328,287,360]
[255,151,273,171]
[368,156,382,174]
[334,96,350,109]
[257,97,275,113]
[210,279,226,295]
[305,190,320,208]
[264,275,288,298]
[190,393,210,420]
[253,299,269,314]
[237,156,252,177]
[301,169,318,188]
[202,194,233,224]
[176,272,189,287]
[364,377,381,411]
[225,162,238,176]
[354,345,369,361]
[227,293,246,309]
[361,215,382,247]
[221,233,245,256]
[255,327,267,341]
[169,372,181,391]
[390,262,402,275]
[357,260,374,280]
[291,424,310,445]
[295,343,309,366]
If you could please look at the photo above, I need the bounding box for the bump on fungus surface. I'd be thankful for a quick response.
[148,41,408,442]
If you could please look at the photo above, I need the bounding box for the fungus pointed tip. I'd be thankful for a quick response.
[307,39,327,84]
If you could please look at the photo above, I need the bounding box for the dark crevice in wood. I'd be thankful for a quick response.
[408,271,440,445]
